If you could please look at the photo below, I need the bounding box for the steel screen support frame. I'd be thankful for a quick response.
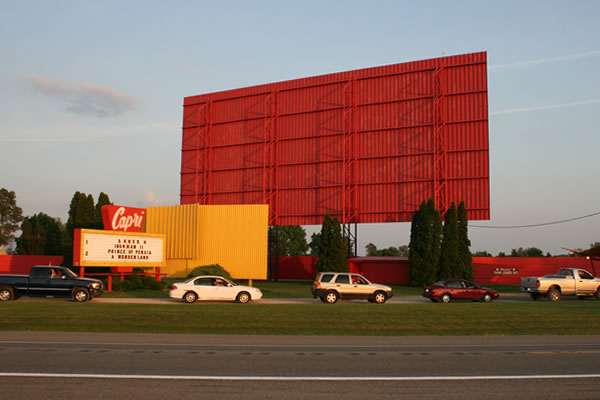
[432,64,448,216]
[263,90,280,226]
[342,76,358,226]
[343,223,358,257]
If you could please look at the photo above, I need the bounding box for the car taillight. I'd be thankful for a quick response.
[172,285,178,290]
[315,282,321,288]
[536,280,540,287]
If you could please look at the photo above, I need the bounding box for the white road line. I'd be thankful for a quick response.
[1,373,600,381]
[1,341,599,349]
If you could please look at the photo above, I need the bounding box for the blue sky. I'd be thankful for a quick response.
[1,0,599,255]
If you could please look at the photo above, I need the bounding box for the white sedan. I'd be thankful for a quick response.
[169,275,263,304]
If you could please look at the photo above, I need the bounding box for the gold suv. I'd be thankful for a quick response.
[312,272,393,304]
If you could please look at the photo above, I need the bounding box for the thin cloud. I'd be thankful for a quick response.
[489,50,600,72]
[491,99,600,116]
[22,75,140,117]
[141,189,170,207]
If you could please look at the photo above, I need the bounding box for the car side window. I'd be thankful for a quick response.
[578,270,593,279]
[320,274,334,283]
[194,278,212,286]
[335,275,350,284]
[31,269,47,279]
[447,281,462,289]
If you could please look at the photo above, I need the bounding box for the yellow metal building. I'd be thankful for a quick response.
[144,204,268,279]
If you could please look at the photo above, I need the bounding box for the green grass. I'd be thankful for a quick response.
[1,302,598,336]
[104,289,170,298]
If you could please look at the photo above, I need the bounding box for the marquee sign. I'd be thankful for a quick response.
[101,205,145,232]
[73,229,165,267]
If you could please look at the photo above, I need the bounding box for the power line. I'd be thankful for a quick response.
[468,211,600,229]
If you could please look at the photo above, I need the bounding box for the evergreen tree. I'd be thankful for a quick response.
[329,216,348,271]
[17,219,45,255]
[315,214,348,272]
[62,192,100,266]
[309,232,321,256]
[457,201,473,280]
[425,198,442,284]
[409,201,429,286]
[439,202,460,280]
[268,225,309,256]
[16,213,64,255]
[94,192,112,229]
[366,243,409,256]
[0,188,24,251]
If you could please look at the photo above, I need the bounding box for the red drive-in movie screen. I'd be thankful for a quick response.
[181,52,489,225]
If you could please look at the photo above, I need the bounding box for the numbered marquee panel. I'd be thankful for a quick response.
[74,229,165,267]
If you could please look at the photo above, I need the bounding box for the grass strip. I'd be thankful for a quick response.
[1,302,598,336]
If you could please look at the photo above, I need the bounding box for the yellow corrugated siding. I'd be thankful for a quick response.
[145,204,199,259]
[163,259,190,277]
[145,204,267,279]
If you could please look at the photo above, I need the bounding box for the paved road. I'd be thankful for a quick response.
[1,332,599,399]
[89,293,534,304]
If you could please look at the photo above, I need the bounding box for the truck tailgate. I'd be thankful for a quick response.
[521,277,537,288]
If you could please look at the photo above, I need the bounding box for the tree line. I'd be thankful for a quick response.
[408,199,472,286]
[2,186,598,282]
[0,188,112,265]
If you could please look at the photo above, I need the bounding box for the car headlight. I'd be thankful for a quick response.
[91,282,101,289]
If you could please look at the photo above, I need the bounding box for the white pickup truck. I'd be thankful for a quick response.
[520,268,600,301]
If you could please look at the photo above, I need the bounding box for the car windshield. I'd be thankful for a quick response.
[62,268,78,279]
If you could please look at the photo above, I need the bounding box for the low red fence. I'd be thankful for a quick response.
[472,257,597,285]
[270,256,598,285]
[269,256,317,280]
[0,255,63,274]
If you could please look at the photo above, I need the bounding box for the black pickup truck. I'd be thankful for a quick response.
[0,265,103,302]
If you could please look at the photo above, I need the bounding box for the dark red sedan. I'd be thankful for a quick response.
[422,279,499,303]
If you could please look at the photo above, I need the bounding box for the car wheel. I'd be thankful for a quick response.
[183,291,197,303]
[547,288,560,302]
[324,291,338,304]
[373,291,387,304]
[530,293,541,301]
[0,287,14,301]
[73,288,90,302]
[482,293,493,303]
[441,293,451,303]
[236,291,251,303]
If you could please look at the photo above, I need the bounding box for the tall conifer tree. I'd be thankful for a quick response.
[439,202,460,280]
[457,201,473,280]
[409,201,428,286]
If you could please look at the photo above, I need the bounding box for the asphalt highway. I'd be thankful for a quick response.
[1,332,599,399]
[92,293,535,304]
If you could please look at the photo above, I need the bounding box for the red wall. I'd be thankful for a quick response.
[472,257,597,285]
[0,255,64,274]
[271,256,598,285]
[349,257,410,284]
[270,256,317,280]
